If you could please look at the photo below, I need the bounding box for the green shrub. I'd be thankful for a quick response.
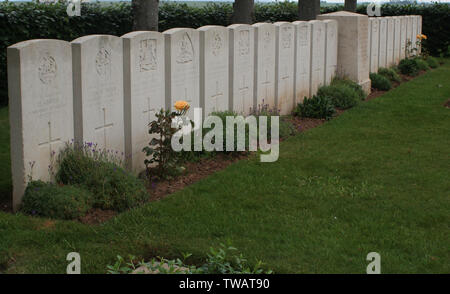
[425,56,439,68]
[398,58,420,76]
[56,143,148,212]
[294,95,335,120]
[378,67,401,83]
[331,78,367,101]
[370,73,392,91]
[317,84,360,109]
[21,181,92,220]
[414,58,430,71]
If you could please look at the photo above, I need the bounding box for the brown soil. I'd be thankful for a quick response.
[0,68,432,224]
[444,99,450,108]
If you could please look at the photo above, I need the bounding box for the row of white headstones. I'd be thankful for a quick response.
[369,15,422,73]
[8,14,421,210]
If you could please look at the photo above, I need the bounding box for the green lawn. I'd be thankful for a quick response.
[0,61,449,274]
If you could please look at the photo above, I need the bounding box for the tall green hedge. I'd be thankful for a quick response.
[0,1,449,106]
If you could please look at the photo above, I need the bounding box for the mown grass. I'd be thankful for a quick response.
[0,60,449,274]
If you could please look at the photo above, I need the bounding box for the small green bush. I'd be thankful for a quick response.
[294,95,335,120]
[425,56,439,68]
[370,73,392,91]
[331,78,367,101]
[398,58,420,76]
[317,84,360,109]
[21,181,92,220]
[56,143,148,212]
[378,67,401,83]
[414,58,430,71]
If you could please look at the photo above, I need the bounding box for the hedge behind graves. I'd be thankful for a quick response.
[0,1,449,106]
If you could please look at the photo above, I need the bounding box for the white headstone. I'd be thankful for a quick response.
[164,28,200,119]
[253,23,276,110]
[122,31,165,173]
[378,18,387,69]
[292,21,311,104]
[400,16,407,59]
[228,24,255,115]
[417,15,422,54]
[369,17,379,73]
[323,19,338,85]
[412,15,418,54]
[309,20,326,95]
[199,26,229,116]
[406,15,413,57]
[274,22,295,115]
[317,11,371,94]
[72,35,124,154]
[393,16,401,64]
[386,17,395,67]
[8,39,74,210]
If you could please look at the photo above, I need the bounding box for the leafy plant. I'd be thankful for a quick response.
[317,83,360,109]
[56,142,148,212]
[414,57,430,71]
[20,180,92,220]
[370,73,392,91]
[106,243,273,274]
[331,78,367,101]
[378,67,401,83]
[398,58,420,76]
[294,95,335,120]
[143,107,189,179]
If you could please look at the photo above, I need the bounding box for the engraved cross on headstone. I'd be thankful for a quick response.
[210,81,223,112]
[143,96,156,124]
[262,69,271,103]
[238,75,249,112]
[95,107,114,149]
[38,121,61,158]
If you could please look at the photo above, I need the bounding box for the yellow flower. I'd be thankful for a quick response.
[174,100,190,111]
[422,34,427,40]
[416,34,422,40]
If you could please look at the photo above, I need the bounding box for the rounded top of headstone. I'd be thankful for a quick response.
[121,31,162,39]
[252,22,275,28]
[274,21,293,27]
[8,39,69,50]
[163,27,197,35]
[198,25,228,32]
[227,24,253,30]
[71,34,120,45]
[292,21,309,26]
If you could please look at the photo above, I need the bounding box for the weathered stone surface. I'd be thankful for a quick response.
[309,20,326,95]
[369,17,379,73]
[228,24,255,115]
[122,31,165,173]
[323,19,338,85]
[199,25,229,116]
[8,39,74,210]
[72,35,125,154]
[393,16,401,64]
[253,22,276,109]
[386,17,395,67]
[400,16,407,59]
[378,17,387,68]
[318,12,370,94]
[164,28,200,120]
[274,22,295,115]
[292,21,311,104]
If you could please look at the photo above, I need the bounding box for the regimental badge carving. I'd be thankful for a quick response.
[263,30,271,49]
[281,27,292,49]
[238,30,250,56]
[211,31,223,56]
[38,53,57,84]
[139,39,157,72]
[95,47,111,77]
[176,32,194,64]
[373,21,378,33]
